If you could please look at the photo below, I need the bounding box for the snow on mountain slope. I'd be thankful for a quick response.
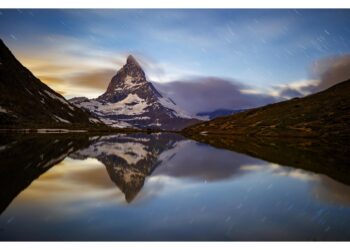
[70,55,199,130]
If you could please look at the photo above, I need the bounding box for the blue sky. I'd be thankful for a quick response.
[1,9,350,112]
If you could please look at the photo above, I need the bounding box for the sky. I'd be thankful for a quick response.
[0,9,350,113]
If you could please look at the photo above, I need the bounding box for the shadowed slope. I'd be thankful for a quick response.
[0,39,104,129]
[184,79,350,138]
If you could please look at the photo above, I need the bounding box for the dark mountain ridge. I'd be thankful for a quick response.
[184,79,350,138]
[0,39,104,129]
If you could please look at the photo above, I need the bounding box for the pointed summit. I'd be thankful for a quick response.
[73,53,200,130]
[123,54,144,76]
[126,54,140,66]
[97,54,148,102]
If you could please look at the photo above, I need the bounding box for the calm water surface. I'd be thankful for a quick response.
[0,133,350,241]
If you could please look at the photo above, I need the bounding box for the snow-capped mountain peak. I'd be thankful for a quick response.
[97,55,148,103]
[70,55,199,130]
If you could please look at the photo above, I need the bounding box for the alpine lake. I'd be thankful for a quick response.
[0,132,349,241]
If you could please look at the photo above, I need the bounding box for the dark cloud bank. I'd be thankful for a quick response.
[156,54,350,113]
[155,77,277,114]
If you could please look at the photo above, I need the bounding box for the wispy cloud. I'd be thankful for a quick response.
[1,9,350,110]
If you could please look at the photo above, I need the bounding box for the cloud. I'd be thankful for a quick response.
[310,54,350,92]
[278,87,304,99]
[272,79,319,99]
[68,69,115,90]
[7,35,127,97]
[155,77,278,114]
[275,54,350,99]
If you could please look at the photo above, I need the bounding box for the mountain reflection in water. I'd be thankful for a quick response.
[0,133,350,240]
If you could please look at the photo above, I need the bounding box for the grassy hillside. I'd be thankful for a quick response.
[183,79,350,138]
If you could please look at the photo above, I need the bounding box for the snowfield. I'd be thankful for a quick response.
[71,93,192,129]
[99,94,148,115]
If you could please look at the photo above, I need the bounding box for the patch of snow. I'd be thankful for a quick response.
[88,136,102,141]
[122,116,150,121]
[72,99,101,113]
[99,93,148,116]
[123,76,147,89]
[25,88,34,96]
[149,119,162,127]
[0,106,9,113]
[0,141,17,151]
[44,90,75,110]
[0,106,17,118]
[121,136,151,142]
[98,117,133,128]
[44,90,67,103]
[53,115,71,124]
[89,117,101,124]
[41,147,74,169]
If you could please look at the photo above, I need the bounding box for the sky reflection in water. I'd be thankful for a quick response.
[0,133,350,241]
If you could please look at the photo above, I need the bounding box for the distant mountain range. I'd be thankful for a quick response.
[196,108,245,120]
[0,39,104,130]
[184,78,350,138]
[70,55,200,130]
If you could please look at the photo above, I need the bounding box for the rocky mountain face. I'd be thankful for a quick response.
[0,39,103,130]
[70,133,185,202]
[70,55,200,130]
[184,78,350,138]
